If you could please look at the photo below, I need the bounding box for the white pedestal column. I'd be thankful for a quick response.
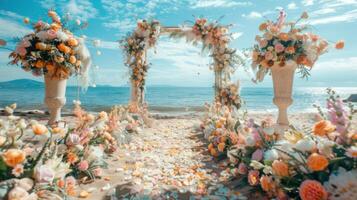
[271,61,297,130]
[44,75,67,125]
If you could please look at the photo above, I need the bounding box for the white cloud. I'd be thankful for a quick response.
[242,11,262,19]
[0,18,31,38]
[288,2,298,10]
[310,8,336,16]
[314,56,357,71]
[39,0,97,21]
[191,0,252,9]
[0,10,24,20]
[310,9,357,24]
[302,0,314,6]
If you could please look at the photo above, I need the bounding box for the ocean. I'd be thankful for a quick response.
[0,80,356,113]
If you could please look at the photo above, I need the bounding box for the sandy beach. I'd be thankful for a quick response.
[0,110,320,200]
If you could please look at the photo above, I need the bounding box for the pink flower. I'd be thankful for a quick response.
[264,52,274,60]
[93,168,103,177]
[274,43,285,53]
[46,29,57,39]
[77,160,89,171]
[252,149,264,161]
[259,39,268,48]
[35,20,44,28]
[34,165,55,183]
[15,46,27,57]
[12,164,24,177]
[65,176,76,187]
[248,170,260,186]
[237,163,248,174]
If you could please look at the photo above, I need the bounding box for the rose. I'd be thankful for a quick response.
[77,160,89,171]
[237,163,248,174]
[295,137,316,152]
[2,149,26,167]
[274,43,285,53]
[34,165,55,183]
[46,30,57,40]
[248,170,260,186]
[264,52,274,60]
[264,149,279,161]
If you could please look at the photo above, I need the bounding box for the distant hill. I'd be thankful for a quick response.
[0,79,44,89]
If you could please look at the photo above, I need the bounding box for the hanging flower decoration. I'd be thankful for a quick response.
[8,10,90,80]
[217,82,242,110]
[120,20,161,92]
[252,11,344,82]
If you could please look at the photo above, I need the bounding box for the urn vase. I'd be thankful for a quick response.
[271,61,297,128]
[44,75,67,125]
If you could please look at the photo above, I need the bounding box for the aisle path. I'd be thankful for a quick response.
[79,118,248,200]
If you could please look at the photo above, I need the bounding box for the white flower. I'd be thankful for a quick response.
[45,156,71,179]
[324,168,357,199]
[250,160,265,170]
[263,127,275,136]
[5,106,14,114]
[34,165,55,183]
[294,137,316,152]
[316,137,335,156]
[93,39,101,47]
[274,140,293,159]
[56,30,69,41]
[264,149,279,161]
[85,146,104,163]
[18,119,27,129]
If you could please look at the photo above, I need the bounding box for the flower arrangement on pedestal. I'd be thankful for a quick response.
[121,20,161,112]
[206,89,357,199]
[251,11,344,127]
[7,10,92,125]
[251,11,344,81]
[9,10,89,80]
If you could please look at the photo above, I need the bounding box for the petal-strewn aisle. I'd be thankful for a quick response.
[80,117,246,200]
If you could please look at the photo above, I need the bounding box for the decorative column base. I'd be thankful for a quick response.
[271,61,297,131]
[44,75,67,125]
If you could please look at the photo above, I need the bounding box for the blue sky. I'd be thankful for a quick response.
[0,0,356,87]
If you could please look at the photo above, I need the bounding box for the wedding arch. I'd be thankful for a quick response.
[120,19,245,112]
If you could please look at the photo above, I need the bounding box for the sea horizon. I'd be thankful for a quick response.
[1,79,356,113]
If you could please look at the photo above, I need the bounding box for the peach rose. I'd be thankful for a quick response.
[312,120,335,136]
[259,23,268,31]
[260,175,275,192]
[278,33,289,41]
[248,170,260,186]
[67,38,78,46]
[272,160,289,177]
[77,160,89,171]
[299,180,327,200]
[307,153,329,171]
[32,124,48,135]
[285,46,295,54]
[2,149,26,167]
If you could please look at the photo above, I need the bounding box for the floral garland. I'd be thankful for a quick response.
[8,10,90,81]
[202,89,357,199]
[252,11,344,81]
[120,20,161,96]
[0,102,137,199]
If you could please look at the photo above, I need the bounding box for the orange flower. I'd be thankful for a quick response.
[260,175,275,192]
[299,180,327,200]
[75,60,81,67]
[32,124,48,135]
[46,63,55,72]
[272,160,289,177]
[313,120,335,136]
[69,55,76,64]
[219,136,226,143]
[208,143,214,151]
[217,143,225,152]
[57,43,71,54]
[260,59,270,68]
[335,40,344,49]
[35,42,47,50]
[57,179,65,188]
[259,23,268,31]
[23,17,30,24]
[307,153,329,171]
[278,33,289,41]
[67,38,78,46]
[51,23,61,31]
[210,148,218,157]
[35,60,45,68]
[215,121,223,128]
[285,46,295,54]
[67,152,78,164]
[48,10,57,17]
[2,149,26,167]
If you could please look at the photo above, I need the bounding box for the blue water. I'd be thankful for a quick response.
[0,85,356,112]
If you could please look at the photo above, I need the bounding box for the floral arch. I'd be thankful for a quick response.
[121,19,245,112]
